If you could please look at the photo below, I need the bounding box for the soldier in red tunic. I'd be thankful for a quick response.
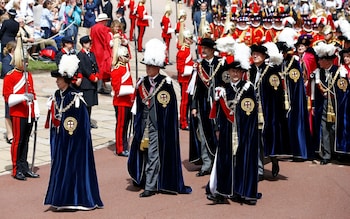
[161,4,174,65]
[176,29,194,130]
[3,37,40,180]
[111,46,135,156]
[135,0,153,52]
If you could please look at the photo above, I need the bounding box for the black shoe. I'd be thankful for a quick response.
[24,171,40,178]
[196,170,210,177]
[207,194,226,204]
[139,190,156,198]
[118,150,129,157]
[90,123,98,129]
[320,159,330,165]
[6,137,13,144]
[14,172,27,181]
[98,89,110,95]
[167,62,173,65]
[272,162,279,178]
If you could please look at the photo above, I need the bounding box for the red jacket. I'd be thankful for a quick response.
[129,0,137,19]
[161,15,172,39]
[3,69,36,118]
[90,22,112,81]
[176,44,193,83]
[136,3,149,27]
[111,62,135,107]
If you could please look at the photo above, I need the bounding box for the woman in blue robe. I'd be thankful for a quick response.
[44,54,103,210]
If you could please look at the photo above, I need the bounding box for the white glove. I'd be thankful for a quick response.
[34,100,40,120]
[214,87,226,101]
[24,93,34,102]
[143,15,153,21]
[313,68,320,84]
[8,94,26,107]
[110,40,114,47]
[167,27,175,34]
[124,0,129,6]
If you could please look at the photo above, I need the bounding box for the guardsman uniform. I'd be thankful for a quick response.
[111,60,135,156]
[135,0,150,52]
[129,0,137,41]
[176,43,193,130]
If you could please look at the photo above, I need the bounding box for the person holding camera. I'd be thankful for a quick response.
[76,35,99,128]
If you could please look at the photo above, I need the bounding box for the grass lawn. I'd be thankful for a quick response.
[28,59,57,72]
[0,59,56,73]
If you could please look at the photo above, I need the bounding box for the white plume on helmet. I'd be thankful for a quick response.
[58,54,80,78]
[233,42,251,70]
[216,36,236,54]
[142,38,166,67]
[117,46,129,58]
[313,41,336,58]
[263,42,283,66]
[277,27,298,49]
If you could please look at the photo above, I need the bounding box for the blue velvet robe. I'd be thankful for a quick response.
[334,68,350,154]
[44,86,103,210]
[189,58,223,163]
[210,81,259,201]
[260,65,291,156]
[127,75,192,194]
[281,56,311,159]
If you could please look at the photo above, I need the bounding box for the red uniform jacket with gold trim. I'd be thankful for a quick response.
[136,3,149,27]
[111,63,135,107]
[176,44,194,83]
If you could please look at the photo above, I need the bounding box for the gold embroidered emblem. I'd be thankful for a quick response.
[289,68,300,83]
[222,71,231,83]
[63,117,78,135]
[337,78,348,92]
[157,91,170,108]
[241,98,255,116]
[269,74,280,90]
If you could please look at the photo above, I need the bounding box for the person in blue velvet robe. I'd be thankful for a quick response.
[44,68,103,210]
[207,61,260,205]
[335,48,350,155]
[127,38,192,198]
[278,49,311,159]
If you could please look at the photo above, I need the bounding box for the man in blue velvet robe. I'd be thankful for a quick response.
[207,57,260,205]
[127,39,192,197]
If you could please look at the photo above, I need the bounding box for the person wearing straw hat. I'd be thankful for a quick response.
[128,38,192,198]
[3,36,40,180]
[0,9,19,59]
[90,13,112,94]
[44,54,103,211]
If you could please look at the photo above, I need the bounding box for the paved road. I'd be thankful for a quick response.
[0,1,350,219]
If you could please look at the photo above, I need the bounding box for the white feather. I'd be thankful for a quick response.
[277,27,298,49]
[313,41,336,58]
[233,42,251,70]
[263,42,283,66]
[216,36,236,53]
[143,38,166,67]
[58,54,80,78]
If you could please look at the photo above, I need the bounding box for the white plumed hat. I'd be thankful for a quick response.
[58,54,80,78]
[313,41,336,59]
[277,27,298,49]
[141,38,166,67]
[263,42,283,66]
